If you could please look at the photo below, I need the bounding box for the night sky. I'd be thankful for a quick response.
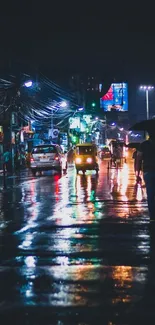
[0,10,154,79]
[0,9,155,121]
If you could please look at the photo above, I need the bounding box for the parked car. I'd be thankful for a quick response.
[30,144,67,176]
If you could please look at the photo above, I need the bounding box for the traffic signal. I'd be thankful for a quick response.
[71,135,78,144]
[91,102,96,107]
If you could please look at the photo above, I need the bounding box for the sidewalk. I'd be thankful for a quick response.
[0,168,32,191]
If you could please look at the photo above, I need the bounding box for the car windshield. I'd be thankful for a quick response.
[32,146,57,154]
[76,146,95,155]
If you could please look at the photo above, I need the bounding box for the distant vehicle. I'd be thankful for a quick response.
[99,147,111,159]
[75,143,99,174]
[109,140,127,166]
[30,144,67,176]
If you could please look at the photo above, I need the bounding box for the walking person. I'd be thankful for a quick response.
[136,132,155,218]
[15,149,21,171]
[3,148,11,173]
[112,145,122,167]
[132,149,137,174]
[67,147,74,164]
[21,149,26,168]
[133,148,142,183]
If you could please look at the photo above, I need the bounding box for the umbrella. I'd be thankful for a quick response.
[129,119,155,133]
[127,142,141,149]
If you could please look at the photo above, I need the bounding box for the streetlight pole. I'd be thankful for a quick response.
[140,85,154,120]
[51,109,53,133]
[146,89,149,120]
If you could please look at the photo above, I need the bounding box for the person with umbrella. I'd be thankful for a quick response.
[129,119,155,218]
[131,148,142,182]
[127,142,141,177]
[132,149,138,173]
[136,130,155,218]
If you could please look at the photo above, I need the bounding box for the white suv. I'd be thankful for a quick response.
[30,144,67,175]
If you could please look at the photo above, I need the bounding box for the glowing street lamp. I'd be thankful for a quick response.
[140,85,154,120]
[24,80,33,88]
[60,101,67,108]
[50,101,67,136]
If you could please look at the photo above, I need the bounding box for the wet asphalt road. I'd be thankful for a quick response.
[0,155,155,324]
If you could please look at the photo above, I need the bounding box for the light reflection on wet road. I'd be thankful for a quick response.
[0,156,154,324]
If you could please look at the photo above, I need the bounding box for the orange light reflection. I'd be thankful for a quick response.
[111,265,133,304]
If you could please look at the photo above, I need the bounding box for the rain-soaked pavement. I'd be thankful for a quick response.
[0,152,155,324]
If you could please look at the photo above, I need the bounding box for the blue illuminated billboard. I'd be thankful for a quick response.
[100,83,128,112]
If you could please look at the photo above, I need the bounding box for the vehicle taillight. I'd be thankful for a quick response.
[54,155,59,161]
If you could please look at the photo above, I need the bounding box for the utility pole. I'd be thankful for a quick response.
[2,84,19,176]
[51,108,54,141]
[104,115,107,145]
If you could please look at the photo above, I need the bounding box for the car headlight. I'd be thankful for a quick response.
[75,157,82,164]
[86,157,92,163]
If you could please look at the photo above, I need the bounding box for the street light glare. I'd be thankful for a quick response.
[140,85,154,120]
[60,101,67,107]
[78,107,84,111]
[24,81,33,88]
[140,85,154,91]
